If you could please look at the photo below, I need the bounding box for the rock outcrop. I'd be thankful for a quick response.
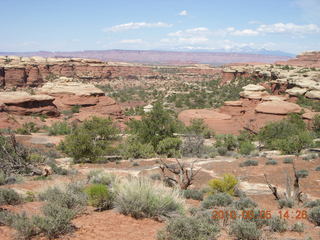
[0,56,220,89]
[0,91,59,116]
[276,51,320,68]
[255,101,301,115]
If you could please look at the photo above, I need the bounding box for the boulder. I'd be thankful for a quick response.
[0,91,59,116]
[240,91,268,100]
[255,101,301,115]
[37,79,105,96]
[242,84,266,91]
[286,87,308,96]
[305,90,320,99]
[302,112,320,120]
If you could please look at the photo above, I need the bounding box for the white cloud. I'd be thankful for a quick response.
[161,37,208,44]
[104,22,172,32]
[179,10,188,16]
[231,29,259,36]
[120,39,144,44]
[257,23,320,34]
[168,27,209,37]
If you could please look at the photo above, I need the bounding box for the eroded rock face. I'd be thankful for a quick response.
[276,51,320,68]
[255,101,301,115]
[0,91,59,116]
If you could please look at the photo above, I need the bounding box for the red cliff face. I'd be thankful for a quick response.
[0,57,221,88]
[275,51,320,67]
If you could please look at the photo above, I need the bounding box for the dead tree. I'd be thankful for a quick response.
[159,158,201,190]
[264,161,304,206]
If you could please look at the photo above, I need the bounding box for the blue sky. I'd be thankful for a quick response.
[1,0,320,54]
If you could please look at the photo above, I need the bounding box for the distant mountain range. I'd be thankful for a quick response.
[0,49,293,65]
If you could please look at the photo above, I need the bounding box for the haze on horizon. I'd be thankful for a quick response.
[1,0,320,54]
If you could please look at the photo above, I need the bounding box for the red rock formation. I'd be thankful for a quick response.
[276,51,320,68]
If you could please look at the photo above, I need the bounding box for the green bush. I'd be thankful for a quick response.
[16,122,40,135]
[47,121,72,136]
[114,177,185,219]
[85,184,113,210]
[267,216,288,232]
[296,169,309,178]
[59,117,119,163]
[278,199,294,208]
[239,141,255,155]
[201,193,233,209]
[215,134,238,151]
[308,206,320,225]
[265,159,277,165]
[156,137,182,157]
[291,222,304,232]
[233,198,257,210]
[127,102,181,149]
[71,105,81,113]
[207,174,238,195]
[186,118,213,138]
[47,161,68,175]
[0,171,6,185]
[283,158,293,164]
[182,189,204,201]
[230,220,261,240]
[0,188,22,205]
[157,214,220,240]
[313,114,320,137]
[316,166,320,171]
[239,160,258,167]
[258,114,313,154]
[120,136,155,159]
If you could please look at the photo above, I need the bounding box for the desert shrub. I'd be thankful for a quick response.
[313,114,320,137]
[283,158,293,164]
[215,134,238,151]
[71,105,81,113]
[39,183,87,212]
[0,171,6,185]
[33,202,75,239]
[156,137,182,158]
[201,193,233,209]
[230,220,261,240]
[0,209,15,226]
[239,141,255,155]
[85,184,113,210]
[11,212,39,240]
[132,162,139,167]
[157,214,220,240]
[59,117,119,163]
[0,134,34,175]
[47,161,68,175]
[185,118,213,138]
[239,160,258,167]
[47,121,72,136]
[308,206,320,225]
[267,216,288,232]
[207,174,238,195]
[291,222,304,232]
[217,146,228,156]
[297,95,320,112]
[114,177,185,219]
[233,198,257,210]
[87,170,116,186]
[120,136,155,159]
[180,135,205,157]
[16,122,39,135]
[149,173,161,181]
[316,166,320,171]
[245,209,269,228]
[304,200,320,208]
[265,159,277,165]
[258,114,313,154]
[182,189,204,201]
[278,199,294,208]
[127,102,181,149]
[296,169,309,178]
[0,188,22,205]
